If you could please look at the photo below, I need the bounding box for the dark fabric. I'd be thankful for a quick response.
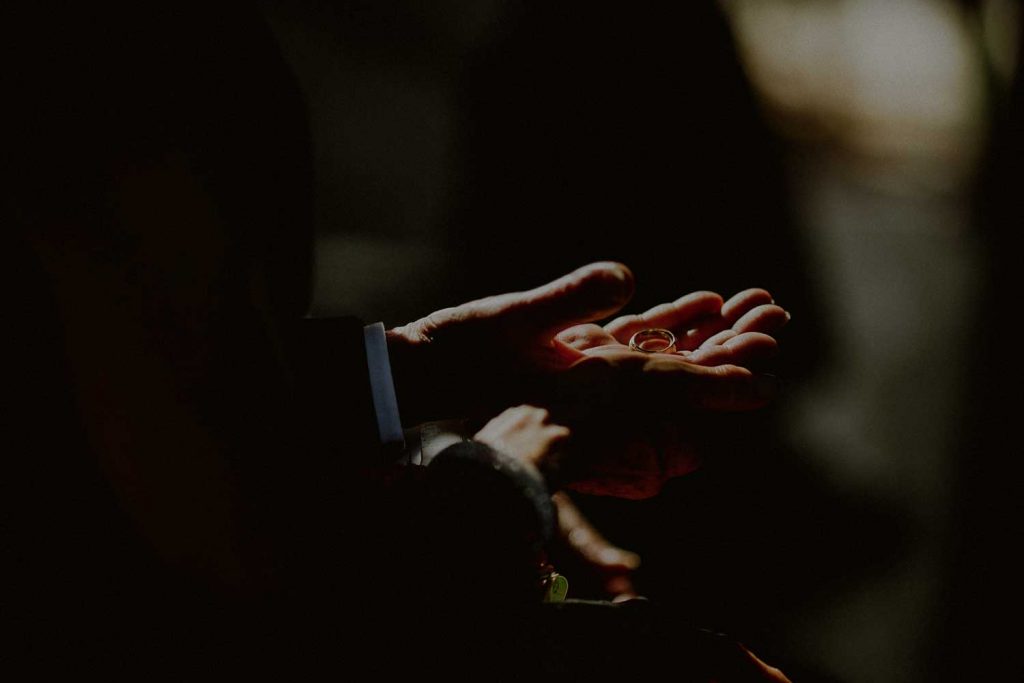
[421,440,555,601]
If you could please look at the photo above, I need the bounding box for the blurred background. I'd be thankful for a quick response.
[265,1,1021,680]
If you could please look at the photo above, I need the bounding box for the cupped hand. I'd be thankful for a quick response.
[549,289,790,499]
[557,287,789,368]
[389,263,789,499]
[544,347,781,498]
[388,263,787,421]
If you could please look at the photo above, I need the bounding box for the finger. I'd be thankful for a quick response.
[687,332,778,367]
[474,405,548,440]
[723,332,779,362]
[553,492,641,571]
[507,404,552,428]
[555,490,640,600]
[506,407,572,444]
[702,634,793,683]
[542,424,572,446]
[688,331,774,368]
[556,323,619,351]
[721,287,774,323]
[737,643,793,683]
[678,316,733,350]
[606,575,640,603]
[700,329,738,347]
[732,303,790,335]
[474,406,570,466]
[605,291,723,342]
[498,262,635,336]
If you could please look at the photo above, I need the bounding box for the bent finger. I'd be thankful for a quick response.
[701,329,739,347]
[678,316,733,350]
[688,332,778,367]
[556,323,619,351]
[606,291,723,342]
[553,492,641,571]
[508,261,636,336]
[722,287,774,323]
[732,303,790,335]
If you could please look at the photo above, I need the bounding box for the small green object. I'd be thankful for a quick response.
[544,573,569,603]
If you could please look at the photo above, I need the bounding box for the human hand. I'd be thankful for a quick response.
[388,263,785,421]
[549,288,790,498]
[550,491,641,602]
[474,409,641,601]
[473,405,570,472]
[389,263,788,499]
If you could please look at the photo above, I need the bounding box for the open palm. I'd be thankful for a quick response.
[552,288,789,498]
[389,262,789,498]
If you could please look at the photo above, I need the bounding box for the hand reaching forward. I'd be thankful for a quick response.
[389,262,789,498]
[388,262,786,421]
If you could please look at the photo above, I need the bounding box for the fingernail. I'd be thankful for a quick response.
[607,263,630,283]
[754,374,780,401]
[784,310,792,322]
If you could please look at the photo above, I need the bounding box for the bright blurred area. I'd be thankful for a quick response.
[721,2,1017,680]
[727,0,996,188]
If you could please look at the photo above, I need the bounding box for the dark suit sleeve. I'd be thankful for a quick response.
[420,441,555,599]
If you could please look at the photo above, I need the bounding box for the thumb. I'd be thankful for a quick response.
[502,262,635,336]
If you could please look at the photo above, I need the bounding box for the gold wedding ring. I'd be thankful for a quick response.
[628,328,677,354]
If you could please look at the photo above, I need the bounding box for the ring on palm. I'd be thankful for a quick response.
[628,328,677,354]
